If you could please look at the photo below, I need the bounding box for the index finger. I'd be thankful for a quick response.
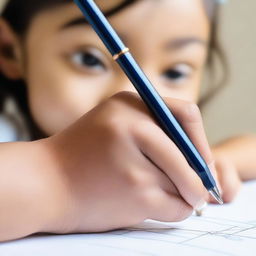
[164,97,214,167]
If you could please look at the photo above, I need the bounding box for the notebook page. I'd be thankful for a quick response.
[1,181,256,256]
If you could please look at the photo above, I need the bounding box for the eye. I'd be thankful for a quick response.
[163,64,193,84]
[71,48,106,72]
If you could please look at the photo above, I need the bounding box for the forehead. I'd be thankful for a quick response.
[111,0,210,41]
[28,0,210,44]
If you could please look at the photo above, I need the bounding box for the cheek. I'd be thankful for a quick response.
[162,87,199,104]
[150,76,201,104]
[26,60,108,135]
[175,73,203,104]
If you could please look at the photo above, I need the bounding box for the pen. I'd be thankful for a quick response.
[74,0,223,204]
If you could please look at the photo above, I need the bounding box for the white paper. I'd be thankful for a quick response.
[1,181,256,256]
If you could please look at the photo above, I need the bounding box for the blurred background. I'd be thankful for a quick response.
[203,0,256,144]
[0,0,255,144]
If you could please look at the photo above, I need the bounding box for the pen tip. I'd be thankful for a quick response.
[209,187,224,205]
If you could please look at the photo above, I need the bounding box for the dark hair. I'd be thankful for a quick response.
[0,0,138,139]
[0,0,225,139]
[201,0,228,107]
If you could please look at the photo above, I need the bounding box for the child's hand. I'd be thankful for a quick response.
[208,134,256,204]
[212,135,256,182]
[207,156,241,204]
[46,92,214,234]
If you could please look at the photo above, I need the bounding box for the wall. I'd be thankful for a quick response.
[203,0,256,144]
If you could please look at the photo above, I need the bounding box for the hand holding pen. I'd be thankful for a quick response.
[74,0,223,204]
[50,92,216,232]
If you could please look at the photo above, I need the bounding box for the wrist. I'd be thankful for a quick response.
[31,138,72,234]
[0,139,71,241]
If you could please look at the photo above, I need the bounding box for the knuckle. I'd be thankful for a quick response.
[124,171,157,210]
[104,113,123,132]
[124,168,150,189]
[138,189,156,210]
[111,91,139,103]
[104,91,136,115]
[102,117,125,141]
[100,103,126,137]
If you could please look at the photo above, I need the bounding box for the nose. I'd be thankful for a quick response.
[108,77,137,97]
[109,66,159,97]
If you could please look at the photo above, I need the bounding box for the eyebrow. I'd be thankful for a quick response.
[61,18,207,50]
[60,16,128,42]
[61,17,90,29]
[165,37,207,50]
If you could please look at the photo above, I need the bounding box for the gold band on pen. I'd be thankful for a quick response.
[113,47,130,61]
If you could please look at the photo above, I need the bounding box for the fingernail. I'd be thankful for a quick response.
[195,199,207,209]
[195,201,208,217]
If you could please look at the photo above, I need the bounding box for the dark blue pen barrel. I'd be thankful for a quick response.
[74,0,126,55]
[74,0,217,190]
[117,54,216,190]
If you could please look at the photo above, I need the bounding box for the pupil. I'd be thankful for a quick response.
[83,53,99,66]
[166,70,181,79]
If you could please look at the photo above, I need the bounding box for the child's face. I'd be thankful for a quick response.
[21,0,210,135]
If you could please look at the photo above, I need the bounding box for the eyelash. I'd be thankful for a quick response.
[163,64,193,83]
[71,50,106,71]
[70,49,193,84]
